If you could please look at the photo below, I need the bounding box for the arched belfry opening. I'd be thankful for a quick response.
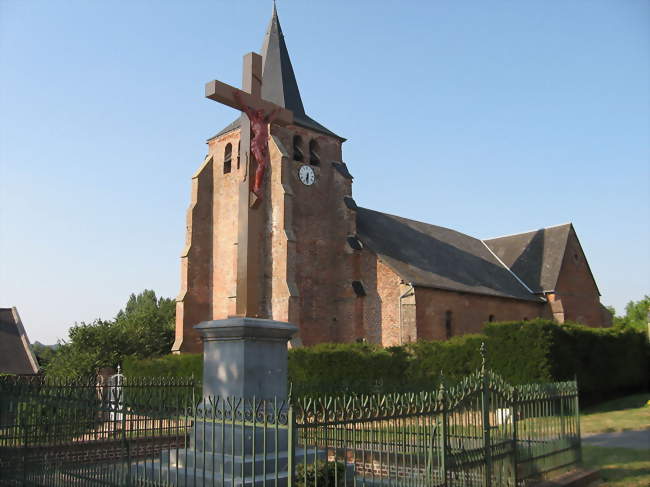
[293,135,303,161]
[309,139,320,165]
[224,143,232,174]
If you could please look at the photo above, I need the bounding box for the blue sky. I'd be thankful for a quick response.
[1,1,648,344]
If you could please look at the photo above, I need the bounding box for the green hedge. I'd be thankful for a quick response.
[288,342,411,395]
[123,353,203,381]
[484,320,649,401]
[123,320,649,402]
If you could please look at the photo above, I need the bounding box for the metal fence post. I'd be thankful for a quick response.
[480,343,492,487]
[21,405,27,486]
[439,381,448,487]
[573,375,582,466]
[512,388,519,487]
[122,400,131,486]
[287,403,296,487]
[559,391,566,439]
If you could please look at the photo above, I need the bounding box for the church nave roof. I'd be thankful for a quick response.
[356,207,543,302]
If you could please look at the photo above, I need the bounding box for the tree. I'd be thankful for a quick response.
[114,290,175,358]
[46,290,175,379]
[610,295,649,333]
[30,342,59,371]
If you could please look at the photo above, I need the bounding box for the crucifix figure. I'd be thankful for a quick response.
[233,91,280,198]
[205,53,292,202]
[205,52,293,317]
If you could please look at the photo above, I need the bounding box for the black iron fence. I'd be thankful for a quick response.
[0,367,580,486]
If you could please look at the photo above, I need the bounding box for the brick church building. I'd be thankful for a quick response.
[172,8,611,354]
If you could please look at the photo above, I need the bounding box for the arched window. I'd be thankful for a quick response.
[488,315,495,323]
[223,143,232,174]
[309,139,320,165]
[352,281,366,297]
[293,135,303,161]
[236,141,241,169]
[445,310,453,339]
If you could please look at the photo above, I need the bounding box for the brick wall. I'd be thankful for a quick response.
[172,155,214,354]
[176,123,359,350]
[548,228,612,327]
[414,287,547,341]
[208,132,240,320]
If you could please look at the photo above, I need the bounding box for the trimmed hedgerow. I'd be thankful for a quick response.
[403,334,485,387]
[123,353,203,381]
[484,320,649,403]
[554,324,648,401]
[482,319,562,384]
[288,342,411,395]
[122,320,648,402]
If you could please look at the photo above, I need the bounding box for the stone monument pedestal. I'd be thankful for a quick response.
[133,317,321,486]
[195,317,298,400]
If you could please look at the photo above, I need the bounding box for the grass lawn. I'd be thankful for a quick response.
[580,393,650,487]
[582,445,650,487]
[581,393,650,434]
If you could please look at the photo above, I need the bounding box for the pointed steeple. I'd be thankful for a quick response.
[211,5,342,141]
[260,3,306,116]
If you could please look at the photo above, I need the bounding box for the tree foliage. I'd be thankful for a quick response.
[46,290,175,379]
[610,295,649,332]
[30,342,59,370]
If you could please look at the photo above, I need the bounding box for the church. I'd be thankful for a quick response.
[172,8,611,354]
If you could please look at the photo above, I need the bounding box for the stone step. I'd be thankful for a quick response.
[191,421,289,454]
[131,447,328,485]
[171,449,292,475]
[132,460,290,487]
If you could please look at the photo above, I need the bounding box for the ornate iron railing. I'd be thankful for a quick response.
[0,365,580,486]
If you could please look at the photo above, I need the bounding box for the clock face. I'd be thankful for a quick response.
[299,165,315,186]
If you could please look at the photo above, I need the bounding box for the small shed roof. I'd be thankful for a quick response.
[0,307,39,375]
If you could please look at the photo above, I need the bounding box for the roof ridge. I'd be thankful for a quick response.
[357,206,478,240]
[481,241,540,297]
[484,222,573,241]
[356,207,544,302]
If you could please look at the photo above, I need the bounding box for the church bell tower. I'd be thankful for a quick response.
[173,6,360,353]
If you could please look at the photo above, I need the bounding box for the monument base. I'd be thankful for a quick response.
[131,422,325,486]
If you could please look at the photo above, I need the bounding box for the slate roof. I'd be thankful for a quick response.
[484,224,572,294]
[211,6,343,141]
[0,308,39,375]
[355,207,541,302]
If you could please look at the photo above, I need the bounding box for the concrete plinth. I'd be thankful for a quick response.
[132,448,325,487]
[132,318,300,486]
[195,317,298,400]
[191,421,289,454]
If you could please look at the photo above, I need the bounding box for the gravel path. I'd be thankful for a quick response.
[582,429,650,450]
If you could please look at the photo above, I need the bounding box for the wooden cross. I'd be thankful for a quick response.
[204,52,293,318]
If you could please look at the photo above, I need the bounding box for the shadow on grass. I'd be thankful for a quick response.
[583,445,650,487]
[584,393,650,414]
[598,466,650,487]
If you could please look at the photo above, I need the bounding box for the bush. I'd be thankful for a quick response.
[121,320,649,402]
[482,319,560,384]
[557,324,649,402]
[484,320,649,404]
[123,353,203,381]
[46,290,175,380]
[295,461,346,487]
[288,342,410,395]
[404,334,485,387]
